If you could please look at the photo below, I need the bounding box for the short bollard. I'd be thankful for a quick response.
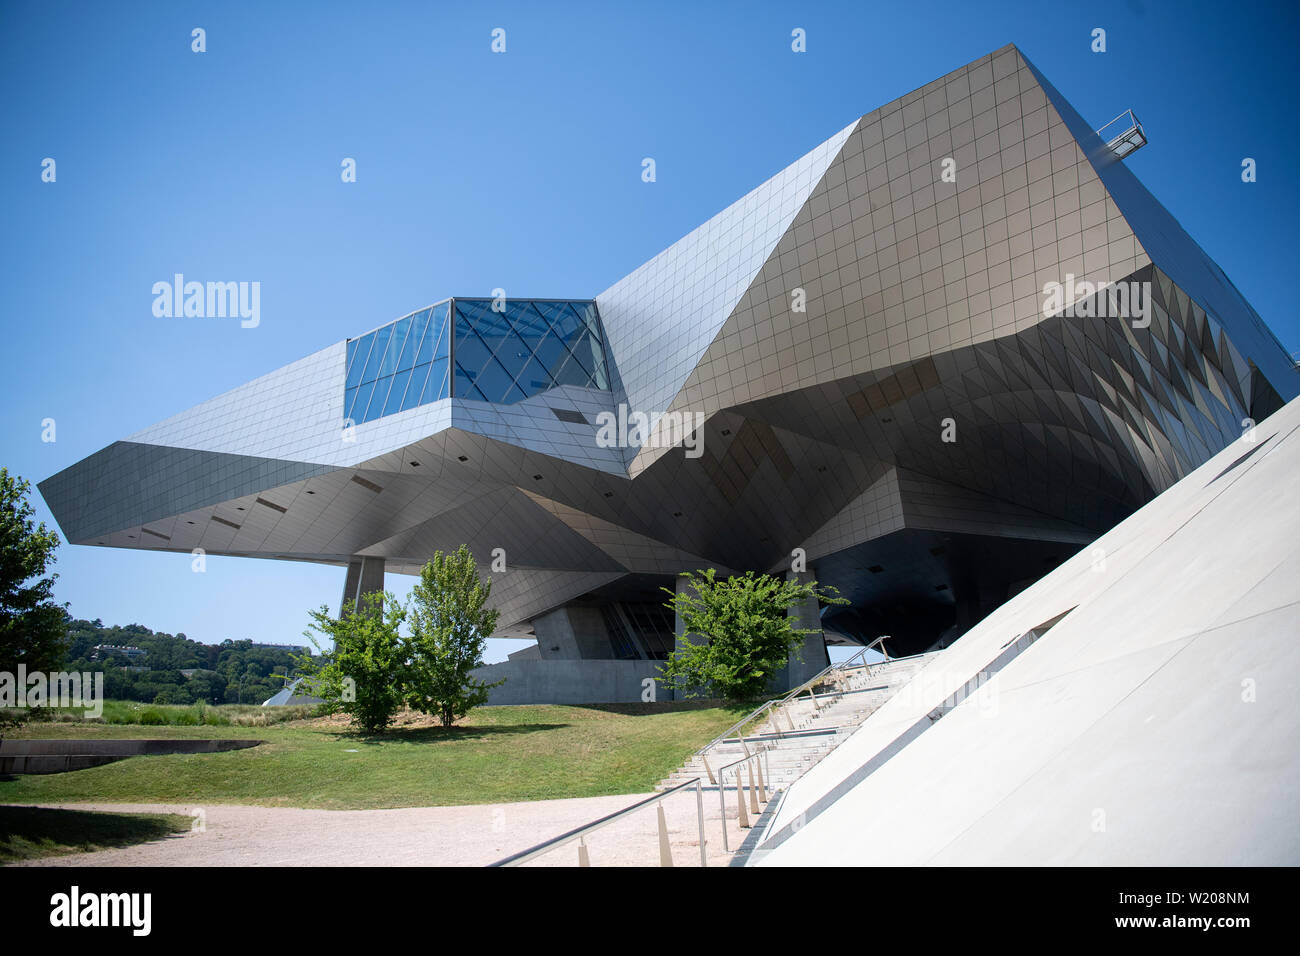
[657,804,674,867]
[746,761,761,815]
[578,838,590,867]
[737,768,751,828]
[756,757,768,803]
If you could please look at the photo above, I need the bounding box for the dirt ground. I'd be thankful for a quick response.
[10,788,763,867]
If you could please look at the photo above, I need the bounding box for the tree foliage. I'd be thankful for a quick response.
[295,547,505,733]
[297,591,408,734]
[405,545,503,727]
[0,467,69,677]
[659,568,848,700]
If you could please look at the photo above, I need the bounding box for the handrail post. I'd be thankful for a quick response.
[737,768,750,828]
[718,776,729,852]
[696,779,707,867]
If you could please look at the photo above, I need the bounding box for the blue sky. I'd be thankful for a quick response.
[2,0,1297,660]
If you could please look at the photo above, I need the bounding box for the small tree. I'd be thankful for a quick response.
[0,467,69,677]
[659,568,848,700]
[297,591,407,734]
[405,546,503,727]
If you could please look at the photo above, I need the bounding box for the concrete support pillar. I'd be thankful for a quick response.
[785,567,829,688]
[339,556,385,616]
[672,574,699,648]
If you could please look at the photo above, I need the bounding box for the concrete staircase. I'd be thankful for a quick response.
[656,653,937,794]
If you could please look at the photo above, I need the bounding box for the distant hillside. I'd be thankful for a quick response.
[60,619,321,705]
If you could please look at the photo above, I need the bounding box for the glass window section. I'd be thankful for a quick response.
[489,326,534,378]
[473,356,520,403]
[401,363,431,412]
[359,326,390,384]
[417,304,448,366]
[552,350,597,388]
[379,316,412,378]
[382,368,414,416]
[512,354,555,396]
[362,375,393,423]
[343,384,360,421]
[530,327,575,376]
[346,335,374,388]
[454,324,495,376]
[350,379,378,423]
[396,310,428,373]
[422,356,450,403]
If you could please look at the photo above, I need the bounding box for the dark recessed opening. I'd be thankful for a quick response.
[255,497,287,514]
[551,408,589,425]
[603,491,614,498]
[306,490,315,495]
[817,465,827,472]
[720,428,731,436]
[187,521,195,525]
[457,455,469,462]
[673,511,683,517]
[410,460,421,467]
[868,565,884,573]
[929,546,946,556]
[350,474,383,493]
[935,584,949,591]
[533,474,543,481]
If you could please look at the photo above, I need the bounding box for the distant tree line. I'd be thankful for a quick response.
[61,619,315,705]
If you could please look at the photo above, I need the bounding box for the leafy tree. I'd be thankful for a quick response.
[0,467,69,677]
[405,546,504,727]
[659,568,848,700]
[296,591,407,733]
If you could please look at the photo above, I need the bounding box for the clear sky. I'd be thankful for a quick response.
[3,0,1297,661]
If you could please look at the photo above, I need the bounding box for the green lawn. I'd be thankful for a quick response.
[0,806,192,865]
[0,702,747,810]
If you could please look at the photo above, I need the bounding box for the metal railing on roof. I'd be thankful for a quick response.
[1096,109,1147,160]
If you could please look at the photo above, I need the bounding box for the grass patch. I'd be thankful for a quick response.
[0,701,749,810]
[0,806,192,864]
[13,700,318,727]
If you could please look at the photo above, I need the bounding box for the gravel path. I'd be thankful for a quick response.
[10,790,759,867]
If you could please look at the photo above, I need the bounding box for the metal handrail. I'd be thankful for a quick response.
[693,645,877,757]
[488,777,708,867]
[714,749,771,853]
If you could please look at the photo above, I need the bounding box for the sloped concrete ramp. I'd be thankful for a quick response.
[754,395,1300,866]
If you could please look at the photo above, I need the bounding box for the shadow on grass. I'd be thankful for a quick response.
[0,806,191,864]
[577,701,757,718]
[337,723,573,745]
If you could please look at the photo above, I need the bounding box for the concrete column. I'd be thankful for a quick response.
[339,556,385,616]
[785,568,830,688]
[672,574,704,650]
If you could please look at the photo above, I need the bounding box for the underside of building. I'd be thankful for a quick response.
[40,44,1298,698]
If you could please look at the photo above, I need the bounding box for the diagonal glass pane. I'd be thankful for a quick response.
[472,355,518,403]
[401,363,430,412]
[382,368,414,416]
[379,316,412,378]
[396,310,429,373]
[512,354,556,397]
[350,379,378,423]
[423,356,450,402]
[455,325,496,376]
[359,326,390,384]
[454,361,483,400]
[552,350,597,388]
[346,333,375,389]
[362,375,394,423]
